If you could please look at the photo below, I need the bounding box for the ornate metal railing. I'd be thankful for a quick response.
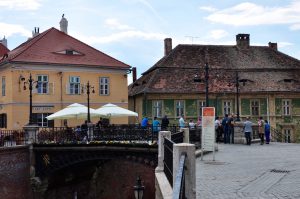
[173,153,186,199]
[0,130,26,147]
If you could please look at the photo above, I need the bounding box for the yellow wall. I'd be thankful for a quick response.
[0,65,129,129]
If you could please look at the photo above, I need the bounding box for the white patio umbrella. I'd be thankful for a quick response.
[46,103,102,120]
[95,103,138,118]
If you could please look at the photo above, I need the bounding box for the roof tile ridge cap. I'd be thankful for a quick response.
[60,30,130,68]
[142,68,160,93]
[10,27,54,61]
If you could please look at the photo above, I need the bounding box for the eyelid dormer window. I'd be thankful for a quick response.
[54,49,83,55]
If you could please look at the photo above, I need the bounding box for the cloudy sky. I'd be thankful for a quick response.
[1,0,300,83]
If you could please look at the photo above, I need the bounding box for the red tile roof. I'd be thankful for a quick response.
[0,43,9,58]
[0,27,130,69]
[129,43,300,96]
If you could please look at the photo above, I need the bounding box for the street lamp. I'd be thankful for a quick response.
[235,71,241,122]
[81,81,95,123]
[22,73,39,125]
[133,176,145,199]
[194,63,209,107]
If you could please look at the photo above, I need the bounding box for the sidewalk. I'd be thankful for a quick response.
[196,142,300,199]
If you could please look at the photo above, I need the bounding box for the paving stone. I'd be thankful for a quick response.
[196,143,300,199]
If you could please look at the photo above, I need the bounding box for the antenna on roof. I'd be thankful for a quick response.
[185,36,199,45]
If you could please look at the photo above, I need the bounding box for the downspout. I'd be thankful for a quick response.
[59,72,63,127]
[267,92,270,125]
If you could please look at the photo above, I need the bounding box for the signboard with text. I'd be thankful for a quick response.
[201,107,215,152]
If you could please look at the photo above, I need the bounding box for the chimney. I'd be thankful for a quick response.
[164,38,172,56]
[268,42,278,51]
[60,14,68,34]
[32,27,40,37]
[236,33,250,49]
[0,36,7,47]
[132,67,137,83]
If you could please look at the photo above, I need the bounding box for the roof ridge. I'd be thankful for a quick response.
[10,27,54,61]
[60,29,130,68]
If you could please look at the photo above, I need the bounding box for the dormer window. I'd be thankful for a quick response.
[54,49,83,55]
[66,50,74,55]
[278,79,298,83]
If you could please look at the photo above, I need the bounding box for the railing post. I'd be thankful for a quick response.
[156,131,171,172]
[173,143,196,199]
[180,128,189,143]
[23,124,39,144]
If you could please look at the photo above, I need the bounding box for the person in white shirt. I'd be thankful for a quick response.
[179,115,185,128]
[188,119,196,129]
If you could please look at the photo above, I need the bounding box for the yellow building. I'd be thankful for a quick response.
[0,17,131,129]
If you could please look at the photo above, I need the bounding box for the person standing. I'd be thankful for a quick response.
[179,115,186,128]
[188,119,196,129]
[264,120,270,144]
[141,116,149,129]
[152,117,161,134]
[215,116,222,143]
[243,117,253,145]
[161,115,169,130]
[222,114,229,144]
[227,114,235,144]
[258,116,265,145]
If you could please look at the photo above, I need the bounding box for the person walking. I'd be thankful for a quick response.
[258,116,265,145]
[161,115,169,130]
[243,117,253,145]
[264,120,270,144]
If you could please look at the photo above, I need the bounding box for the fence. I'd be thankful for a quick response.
[0,130,25,147]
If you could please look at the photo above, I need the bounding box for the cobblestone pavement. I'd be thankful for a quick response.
[196,142,300,199]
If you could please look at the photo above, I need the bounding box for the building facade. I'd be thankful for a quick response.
[129,34,300,143]
[0,16,131,129]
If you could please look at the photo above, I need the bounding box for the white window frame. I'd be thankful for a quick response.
[175,100,185,118]
[99,77,110,95]
[69,76,80,95]
[198,100,206,117]
[1,76,5,96]
[251,99,260,116]
[282,99,291,116]
[153,100,162,118]
[34,113,51,127]
[37,75,49,94]
[223,100,232,115]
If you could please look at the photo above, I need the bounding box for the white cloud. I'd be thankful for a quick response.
[73,30,167,44]
[209,29,228,40]
[104,18,134,30]
[199,6,217,12]
[0,0,41,10]
[205,1,300,28]
[289,24,300,30]
[278,41,293,48]
[0,23,31,37]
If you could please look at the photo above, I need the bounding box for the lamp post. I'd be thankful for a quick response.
[82,81,95,123]
[194,63,209,107]
[235,71,241,122]
[133,176,145,199]
[23,73,39,125]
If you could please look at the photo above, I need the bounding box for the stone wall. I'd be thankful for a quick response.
[0,146,31,199]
